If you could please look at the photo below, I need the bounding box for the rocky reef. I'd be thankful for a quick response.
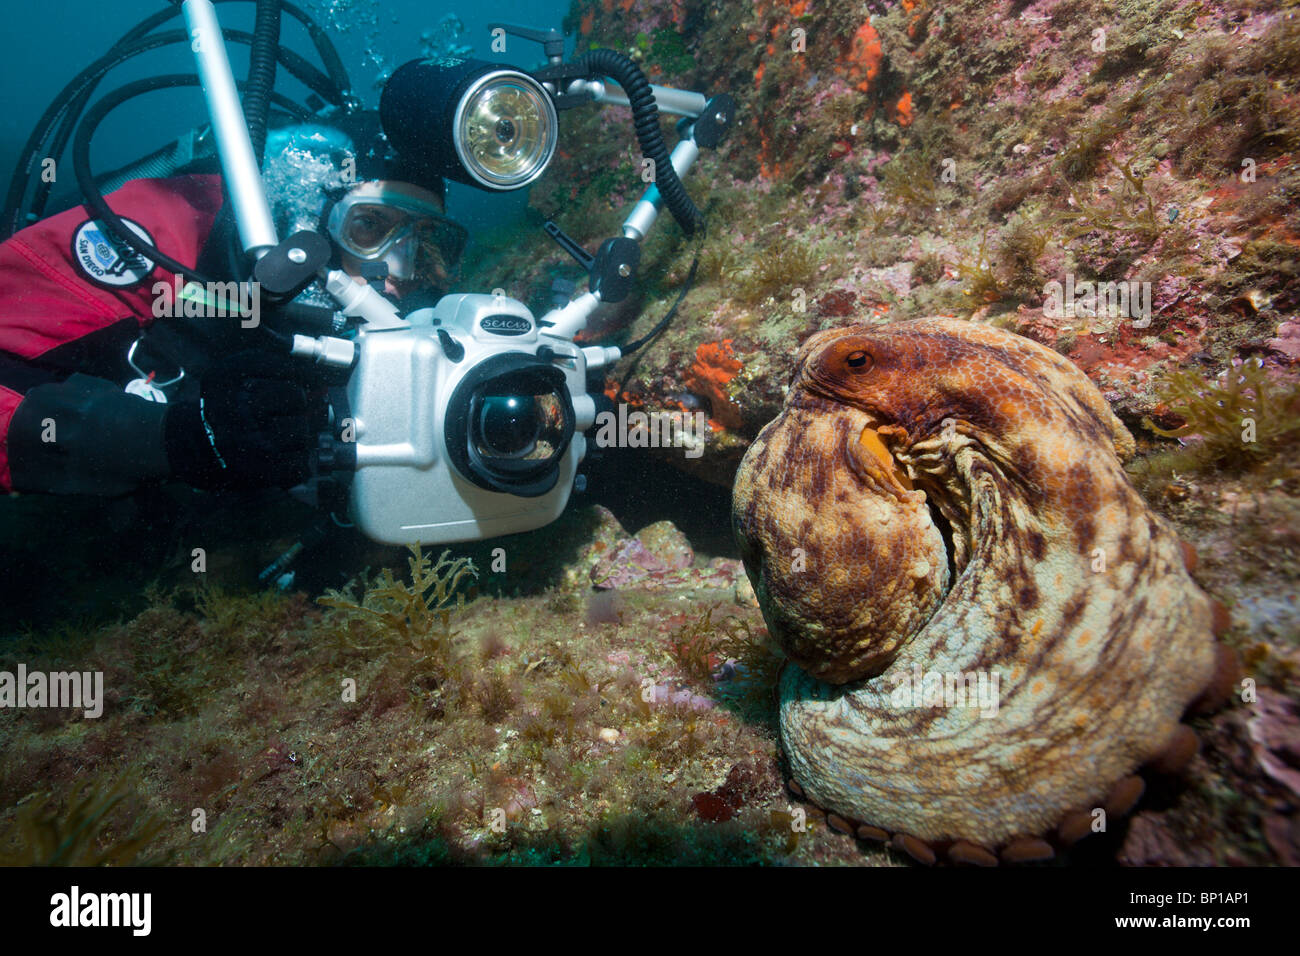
[0,507,865,866]
[481,0,1300,476]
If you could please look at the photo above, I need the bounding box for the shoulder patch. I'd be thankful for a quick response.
[70,218,156,289]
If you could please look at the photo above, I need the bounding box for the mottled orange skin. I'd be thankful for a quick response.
[733,318,1219,849]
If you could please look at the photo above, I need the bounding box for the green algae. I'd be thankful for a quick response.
[878,148,941,216]
[952,233,1005,305]
[1142,359,1300,474]
[735,239,819,305]
[1055,160,1166,243]
[317,545,477,659]
[634,27,696,78]
[0,503,847,866]
[1,775,164,866]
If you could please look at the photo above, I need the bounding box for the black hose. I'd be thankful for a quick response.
[575,48,705,237]
[73,73,295,351]
[263,36,338,106]
[94,89,310,196]
[279,0,353,103]
[2,30,179,238]
[162,0,352,102]
[4,0,349,239]
[38,32,334,229]
[243,0,282,164]
[5,31,335,238]
[9,8,195,235]
[73,74,230,287]
[33,41,328,239]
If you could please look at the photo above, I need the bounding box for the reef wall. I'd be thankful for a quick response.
[463,0,1300,487]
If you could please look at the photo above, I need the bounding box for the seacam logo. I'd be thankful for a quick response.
[480,315,532,336]
[72,218,155,288]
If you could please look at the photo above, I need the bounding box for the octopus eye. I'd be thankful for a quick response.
[845,350,873,372]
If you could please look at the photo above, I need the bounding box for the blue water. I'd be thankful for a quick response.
[0,0,571,234]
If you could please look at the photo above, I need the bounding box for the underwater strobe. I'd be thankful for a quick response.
[381,57,559,190]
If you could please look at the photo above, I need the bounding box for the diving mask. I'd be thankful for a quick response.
[326,181,467,281]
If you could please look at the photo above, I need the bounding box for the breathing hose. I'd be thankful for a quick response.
[3,0,350,238]
[71,74,233,288]
[242,0,282,164]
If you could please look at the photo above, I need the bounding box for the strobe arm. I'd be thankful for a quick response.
[544,221,641,305]
[538,90,734,336]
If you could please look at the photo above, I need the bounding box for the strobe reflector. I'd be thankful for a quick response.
[380,58,558,190]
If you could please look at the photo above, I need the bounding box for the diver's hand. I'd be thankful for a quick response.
[164,351,314,491]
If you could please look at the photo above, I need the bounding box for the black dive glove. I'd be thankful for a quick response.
[164,352,315,491]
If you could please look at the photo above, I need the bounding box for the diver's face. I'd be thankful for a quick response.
[332,181,455,300]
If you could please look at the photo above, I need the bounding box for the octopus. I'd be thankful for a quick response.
[732,317,1239,865]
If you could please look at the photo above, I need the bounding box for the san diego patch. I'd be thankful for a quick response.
[71,218,155,288]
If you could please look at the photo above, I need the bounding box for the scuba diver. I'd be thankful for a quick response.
[0,0,731,565]
[0,109,466,499]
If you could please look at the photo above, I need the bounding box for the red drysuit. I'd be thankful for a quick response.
[0,175,224,493]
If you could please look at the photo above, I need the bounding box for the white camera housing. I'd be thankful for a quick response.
[344,292,597,544]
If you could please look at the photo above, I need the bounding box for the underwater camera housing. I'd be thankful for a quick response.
[338,292,597,545]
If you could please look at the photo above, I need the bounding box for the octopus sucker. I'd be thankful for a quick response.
[735,317,1237,863]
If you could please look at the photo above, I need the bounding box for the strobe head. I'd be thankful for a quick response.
[445,353,575,497]
[380,58,558,190]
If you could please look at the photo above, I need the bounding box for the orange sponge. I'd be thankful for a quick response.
[686,339,744,430]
